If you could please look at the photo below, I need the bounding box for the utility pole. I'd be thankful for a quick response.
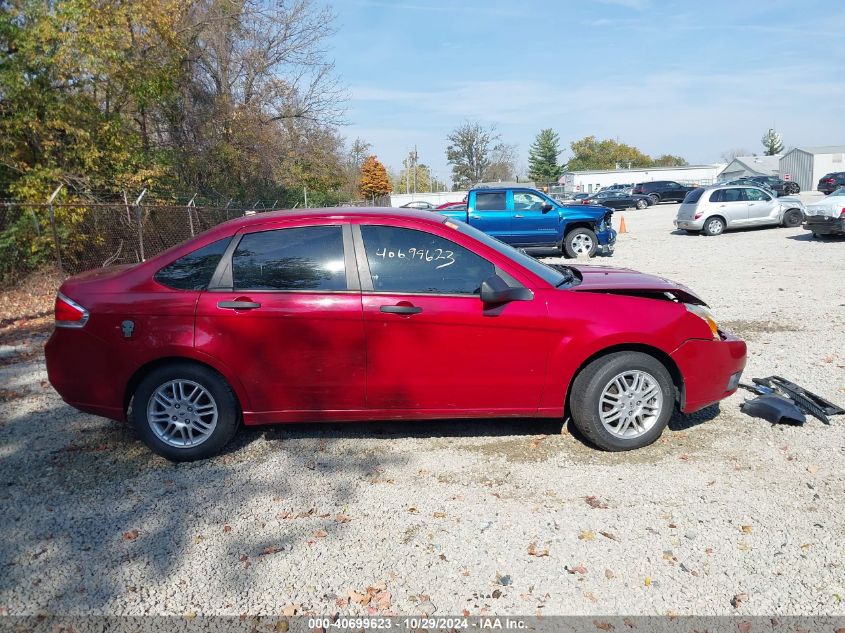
[303,187,308,208]
[412,145,417,195]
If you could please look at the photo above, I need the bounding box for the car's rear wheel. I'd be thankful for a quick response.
[702,216,726,236]
[129,362,239,461]
[570,351,674,451]
[648,193,660,205]
[563,227,598,258]
[635,198,648,210]
[782,208,803,228]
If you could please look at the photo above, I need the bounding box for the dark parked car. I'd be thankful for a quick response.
[724,176,799,196]
[631,181,695,204]
[400,201,436,210]
[817,172,845,195]
[582,190,651,210]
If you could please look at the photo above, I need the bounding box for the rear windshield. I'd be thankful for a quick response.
[683,188,705,204]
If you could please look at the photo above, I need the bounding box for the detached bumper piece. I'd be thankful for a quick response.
[739,376,845,426]
[740,395,806,425]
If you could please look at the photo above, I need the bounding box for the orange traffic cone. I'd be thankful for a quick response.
[618,215,627,234]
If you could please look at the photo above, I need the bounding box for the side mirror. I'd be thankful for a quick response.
[480,274,534,304]
[540,203,554,213]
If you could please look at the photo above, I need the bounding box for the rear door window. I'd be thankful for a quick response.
[232,226,346,291]
[155,238,230,290]
[744,188,772,201]
[475,192,507,211]
[360,225,495,295]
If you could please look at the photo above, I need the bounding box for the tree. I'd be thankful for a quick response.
[761,128,784,156]
[359,156,391,199]
[528,129,563,184]
[485,143,517,182]
[720,148,751,163]
[446,122,500,189]
[652,154,689,167]
[565,136,653,171]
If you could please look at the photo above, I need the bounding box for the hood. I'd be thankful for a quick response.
[558,203,612,218]
[570,265,707,305]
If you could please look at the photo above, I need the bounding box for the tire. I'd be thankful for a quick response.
[702,216,726,236]
[635,198,648,210]
[648,193,660,205]
[787,183,800,195]
[782,208,803,228]
[563,227,598,258]
[128,362,240,461]
[570,351,674,451]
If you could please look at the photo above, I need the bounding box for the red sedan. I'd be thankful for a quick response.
[46,208,746,461]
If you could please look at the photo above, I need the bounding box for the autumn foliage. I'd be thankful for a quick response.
[359,156,391,199]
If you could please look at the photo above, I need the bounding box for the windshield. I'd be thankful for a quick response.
[449,219,570,287]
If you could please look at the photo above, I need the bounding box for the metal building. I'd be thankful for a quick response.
[558,164,725,194]
[718,155,779,181]
[779,146,845,192]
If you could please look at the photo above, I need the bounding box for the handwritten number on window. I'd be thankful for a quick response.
[374,247,455,268]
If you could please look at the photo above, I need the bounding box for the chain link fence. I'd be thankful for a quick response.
[0,201,263,287]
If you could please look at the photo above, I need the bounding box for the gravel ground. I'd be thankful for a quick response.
[1,196,844,617]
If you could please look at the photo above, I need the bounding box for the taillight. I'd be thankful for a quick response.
[840,207,845,217]
[55,293,89,328]
[694,211,703,219]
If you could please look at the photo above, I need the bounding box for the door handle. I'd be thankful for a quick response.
[380,305,422,315]
[513,214,524,218]
[470,214,481,219]
[218,300,261,310]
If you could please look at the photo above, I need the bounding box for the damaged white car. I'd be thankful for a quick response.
[803,187,845,237]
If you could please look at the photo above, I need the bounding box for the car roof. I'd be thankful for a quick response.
[206,206,447,235]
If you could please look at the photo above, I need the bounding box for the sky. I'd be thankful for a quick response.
[328,0,845,184]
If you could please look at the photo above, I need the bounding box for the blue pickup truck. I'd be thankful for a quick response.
[437,187,616,257]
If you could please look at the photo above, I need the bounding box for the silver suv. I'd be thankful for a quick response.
[674,185,805,236]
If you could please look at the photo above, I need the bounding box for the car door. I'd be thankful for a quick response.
[469,190,513,242]
[744,187,778,224]
[664,182,685,202]
[511,190,561,243]
[711,188,749,225]
[195,223,366,418]
[353,222,552,413]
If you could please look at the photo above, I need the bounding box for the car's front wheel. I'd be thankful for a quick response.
[563,227,598,258]
[570,351,674,451]
[648,193,660,205]
[129,362,240,461]
[635,198,648,210]
[782,208,803,228]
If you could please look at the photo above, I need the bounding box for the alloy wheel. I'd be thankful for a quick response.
[146,379,219,448]
[598,370,664,438]
[571,233,594,255]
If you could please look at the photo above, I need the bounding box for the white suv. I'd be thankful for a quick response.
[674,185,805,236]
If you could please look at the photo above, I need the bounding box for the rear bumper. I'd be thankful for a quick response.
[670,333,747,413]
[674,217,704,230]
[803,215,845,235]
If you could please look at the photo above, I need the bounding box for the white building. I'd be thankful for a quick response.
[718,155,779,181]
[779,145,845,193]
[557,164,726,194]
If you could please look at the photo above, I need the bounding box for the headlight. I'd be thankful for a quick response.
[684,303,720,340]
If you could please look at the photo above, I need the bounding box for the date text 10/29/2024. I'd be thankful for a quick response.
[307,616,528,629]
